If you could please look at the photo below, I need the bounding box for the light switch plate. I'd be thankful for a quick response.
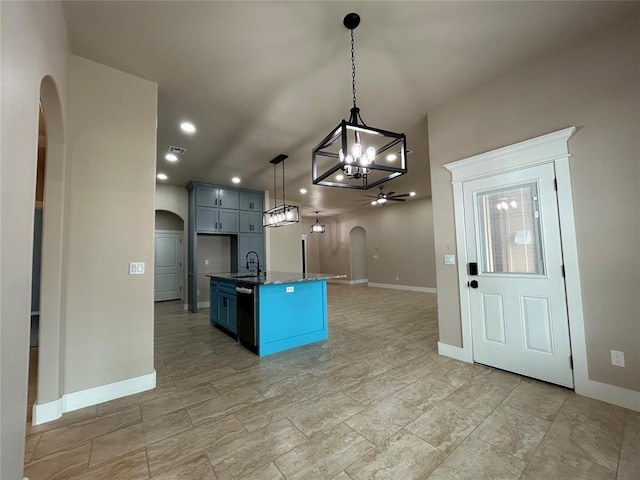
[129,262,145,275]
[444,254,456,265]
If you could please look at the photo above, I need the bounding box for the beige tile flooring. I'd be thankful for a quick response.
[24,284,639,479]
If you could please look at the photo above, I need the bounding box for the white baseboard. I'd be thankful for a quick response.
[368,282,437,294]
[32,370,156,425]
[438,341,473,363]
[576,377,640,412]
[32,398,63,425]
[328,279,368,285]
[183,303,188,310]
[436,341,640,412]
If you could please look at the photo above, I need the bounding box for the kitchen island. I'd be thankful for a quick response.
[207,271,346,356]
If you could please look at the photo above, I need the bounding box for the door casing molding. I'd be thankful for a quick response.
[442,127,640,411]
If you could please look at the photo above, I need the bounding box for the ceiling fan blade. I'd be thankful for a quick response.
[390,193,410,199]
[388,198,406,202]
[363,195,379,199]
[386,191,395,196]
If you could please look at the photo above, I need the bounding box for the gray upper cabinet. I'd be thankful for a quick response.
[239,211,262,233]
[239,190,263,211]
[218,208,239,233]
[195,206,218,232]
[186,182,265,312]
[218,188,239,210]
[195,185,217,207]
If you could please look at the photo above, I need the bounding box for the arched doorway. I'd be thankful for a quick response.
[154,210,185,302]
[349,226,368,283]
[32,76,67,425]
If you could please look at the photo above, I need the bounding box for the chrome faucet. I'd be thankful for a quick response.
[245,251,261,275]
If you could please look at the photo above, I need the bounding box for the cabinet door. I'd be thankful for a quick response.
[195,185,217,207]
[239,211,252,233]
[218,188,239,210]
[227,295,237,334]
[239,233,264,273]
[218,208,239,233]
[210,283,219,325]
[217,294,228,329]
[240,211,263,232]
[239,191,262,211]
[195,206,218,232]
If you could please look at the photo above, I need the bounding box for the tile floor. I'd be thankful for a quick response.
[23,284,639,479]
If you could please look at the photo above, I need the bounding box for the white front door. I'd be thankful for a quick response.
[463,162,574,387]
[154,231,183,302]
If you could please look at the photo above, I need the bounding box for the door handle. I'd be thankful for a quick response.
[468,262,478,276]
[468,280,479,289]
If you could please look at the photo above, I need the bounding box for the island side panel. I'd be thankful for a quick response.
[258,280,328,356]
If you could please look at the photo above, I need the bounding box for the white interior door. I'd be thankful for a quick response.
[154,231,183,302]
[463,162,574,387]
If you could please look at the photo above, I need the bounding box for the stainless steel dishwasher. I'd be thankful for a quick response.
[235,283,257,353]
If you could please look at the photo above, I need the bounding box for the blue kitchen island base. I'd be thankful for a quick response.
[207,272,344,357]
[258,280,327,356]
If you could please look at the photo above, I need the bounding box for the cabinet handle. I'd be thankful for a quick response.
[215,222,218,229]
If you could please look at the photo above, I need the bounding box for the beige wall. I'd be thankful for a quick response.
[264,194,304,273]
[317,197,437,288]
[305,232,321,273]
[0,2,70,477]
[429,16,639,391]
[63,56,157,393]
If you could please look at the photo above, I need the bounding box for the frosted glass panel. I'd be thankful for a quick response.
[477,183,544,274]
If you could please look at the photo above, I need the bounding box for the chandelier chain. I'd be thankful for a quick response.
[351,28,357,109]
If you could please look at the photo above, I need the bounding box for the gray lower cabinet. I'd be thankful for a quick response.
[210,281,237,336]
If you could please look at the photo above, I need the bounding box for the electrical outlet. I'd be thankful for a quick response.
[611,350,625,367]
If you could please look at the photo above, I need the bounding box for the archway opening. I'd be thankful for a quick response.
[349,226,368,283]
[154,210,185,303]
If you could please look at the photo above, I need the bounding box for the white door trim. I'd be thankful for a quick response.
[442,127,640,411]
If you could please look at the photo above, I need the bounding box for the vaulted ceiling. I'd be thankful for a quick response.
[61,1,636,216]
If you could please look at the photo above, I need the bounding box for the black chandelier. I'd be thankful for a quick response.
[263,154,300,227]
[309,211,326,234]
[312,12,408,190]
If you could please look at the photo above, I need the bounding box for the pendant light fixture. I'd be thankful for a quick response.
[312,12,408,190]
[309,212,326,234]
[263,154,300,227]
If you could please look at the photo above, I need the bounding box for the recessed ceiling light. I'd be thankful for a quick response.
[386,154,397,162]
[180,122,196,134]
[165,153,178,162]
[231,177,241,184]
[157,173,168,180]
[300,188,307,194]
[336,174,344,181]
[409,191,416,197]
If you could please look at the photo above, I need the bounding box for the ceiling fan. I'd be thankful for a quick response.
[356,186,410,206]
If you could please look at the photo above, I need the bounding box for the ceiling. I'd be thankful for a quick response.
[61,1,636,217]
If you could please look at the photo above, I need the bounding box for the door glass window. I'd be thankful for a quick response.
[477,183,544,274]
